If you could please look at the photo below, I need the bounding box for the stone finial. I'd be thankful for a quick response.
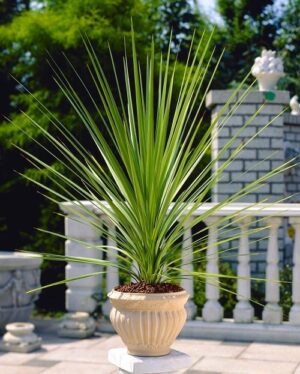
[251,50,284,91]
[290,95,300,115]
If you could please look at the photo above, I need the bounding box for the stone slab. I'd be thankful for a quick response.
[58,327,95,339]
[25,358,60,368]
[193,356,297,374]
[206,90,290,108]
[41,361,117,374]
[48,336,102,349]
[293,365,300,374]
[0,351,41,365]
[39,346,109,364]
[240,342,300,362]
[89,334,124,350]
[0,365,45,374]
[108,348,192,374]
[172,340,246,359]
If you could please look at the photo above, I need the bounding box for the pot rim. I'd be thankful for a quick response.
[108,288,189,301]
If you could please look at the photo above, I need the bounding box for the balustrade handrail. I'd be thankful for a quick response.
[60,200,300,217]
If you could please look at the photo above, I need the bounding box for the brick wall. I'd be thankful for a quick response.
[206,90,290,276]
[283,114,300,200]
[282,114,300,265]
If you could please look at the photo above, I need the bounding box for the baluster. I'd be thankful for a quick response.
[263,217,282,324]
[102,219,119,317]
[289,217,300,325]
[202,216,223,322]
[60,202,103,313]
[181,219,197,320]
[233,216,254,323]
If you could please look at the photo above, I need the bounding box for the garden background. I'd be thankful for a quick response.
[0,0,299,314]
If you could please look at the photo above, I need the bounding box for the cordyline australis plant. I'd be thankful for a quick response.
[16,29,294,295]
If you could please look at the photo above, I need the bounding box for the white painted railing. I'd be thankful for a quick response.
[60,201,300,337]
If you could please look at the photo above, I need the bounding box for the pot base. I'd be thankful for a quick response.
[127,347,170,357]
[108,347,193,374]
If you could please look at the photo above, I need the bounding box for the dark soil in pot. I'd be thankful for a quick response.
[115,282,184,293]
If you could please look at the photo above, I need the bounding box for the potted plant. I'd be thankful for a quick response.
[18,30,291,356]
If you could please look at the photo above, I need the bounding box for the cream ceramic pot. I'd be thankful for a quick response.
[108,289,189,356]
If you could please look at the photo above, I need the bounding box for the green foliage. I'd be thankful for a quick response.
[194,260,237,317]
[0,0,152,310]
[213,0,280,88]
[275,0,300,94]
[218,0,274,27]
[0,0,30,25]
[280,264,292,320]
[147,0,209,60]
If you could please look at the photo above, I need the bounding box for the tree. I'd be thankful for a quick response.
[213,0,279,88]
[0,0,30,24]
[275,0,300,94]
[0,0,32,123]
[147,0,209,61]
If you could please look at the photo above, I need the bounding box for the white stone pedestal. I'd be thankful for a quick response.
[58,312,95,338]
[108,348,192,374]
[1,322,42,353]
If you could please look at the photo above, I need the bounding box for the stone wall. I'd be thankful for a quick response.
[282,114,300,265]
[284,114,300,201]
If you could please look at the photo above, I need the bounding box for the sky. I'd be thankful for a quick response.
[196,0,221,22]
[196,0,288,23]
[197,0,216,15]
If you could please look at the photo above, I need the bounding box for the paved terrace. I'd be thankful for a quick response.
[1,320,300,374]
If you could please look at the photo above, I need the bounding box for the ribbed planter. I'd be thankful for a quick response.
[108,289,189,356]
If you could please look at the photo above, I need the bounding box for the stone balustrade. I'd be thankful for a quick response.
[60,201,300,341]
